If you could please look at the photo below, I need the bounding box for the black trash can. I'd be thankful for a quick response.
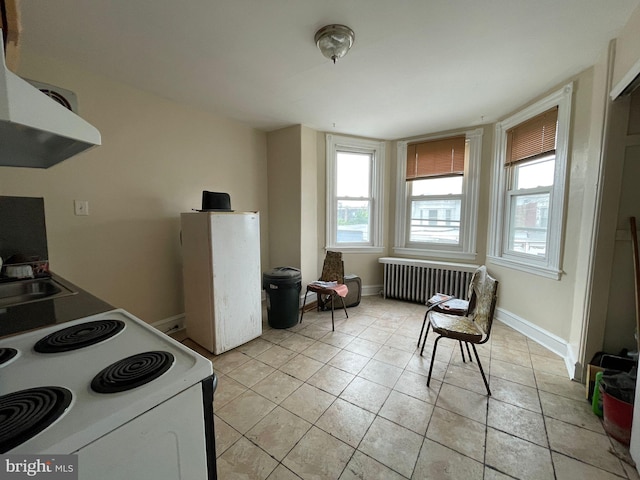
[263,267,302,329]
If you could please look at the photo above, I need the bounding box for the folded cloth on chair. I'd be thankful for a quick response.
[310,280,338,288]
[427,294,468,314]
[308,283,349,297]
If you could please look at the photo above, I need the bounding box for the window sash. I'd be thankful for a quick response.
[337,151,372,197]
[511,155,555,190]
[335,150,373,246]
[406,163,464,247]
[504,187,551,259]
[408,194,462,245]
[336,197,371,244]
[410,175,463,196]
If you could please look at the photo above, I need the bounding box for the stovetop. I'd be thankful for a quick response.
[0,309,213,454]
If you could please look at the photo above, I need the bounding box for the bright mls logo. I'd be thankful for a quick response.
[1,455,77,479]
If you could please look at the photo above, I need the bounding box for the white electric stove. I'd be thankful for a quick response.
[0,309,217,479]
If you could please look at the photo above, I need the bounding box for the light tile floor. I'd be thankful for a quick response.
[176,296,640,480]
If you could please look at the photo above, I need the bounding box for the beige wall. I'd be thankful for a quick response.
[0,51,269,324]
[266,125,302,271]
[300,126,319,284]
[569,45,612,369]
[263,125,321,288]
[612,4,640,92]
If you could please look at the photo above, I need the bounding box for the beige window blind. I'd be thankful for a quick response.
[406,135,465,181]
[505,107,558,165]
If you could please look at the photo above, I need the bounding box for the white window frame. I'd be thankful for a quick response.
[394,128,482,261]
[488,83,573,279]
[326,134,385,253]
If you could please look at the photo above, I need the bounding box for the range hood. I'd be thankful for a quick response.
[0,30,101,168]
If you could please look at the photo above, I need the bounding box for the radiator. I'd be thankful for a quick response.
[378,257,478,304]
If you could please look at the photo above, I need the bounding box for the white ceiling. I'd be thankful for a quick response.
[18,0,640,140]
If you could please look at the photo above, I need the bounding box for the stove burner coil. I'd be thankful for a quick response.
[0,348,18,366]
[91,351,174,394]
[34,319,125,353]
[0,386,73,453]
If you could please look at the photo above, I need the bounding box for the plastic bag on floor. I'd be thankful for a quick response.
[601,367,637,404]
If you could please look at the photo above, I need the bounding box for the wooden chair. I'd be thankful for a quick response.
[299,251,349,331]
[421,266,498,396]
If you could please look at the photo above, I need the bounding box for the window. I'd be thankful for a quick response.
[407,136,465,246]
[395,129,483,260]
[326,134,385,252]
[488,84,572,279]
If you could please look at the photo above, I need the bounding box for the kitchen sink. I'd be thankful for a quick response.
[0,277,77,308]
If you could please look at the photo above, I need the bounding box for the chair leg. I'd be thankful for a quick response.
[458,341,466,363]
[471,344,491,396]
[339,295,349,319]
[299,288,310,324]
[465,342,473,363]
[420,321,433,356]
[329,293,335,331]
[419,322,431,355]
[418,310,429,348]
[427,335,442,387]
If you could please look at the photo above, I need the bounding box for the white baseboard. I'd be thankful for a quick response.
[362,284,383,296]
[495,307,576,379]
[299,291,317,306]
[152,314,185,334]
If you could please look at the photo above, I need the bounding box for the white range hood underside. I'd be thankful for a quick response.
[0,28,101,168]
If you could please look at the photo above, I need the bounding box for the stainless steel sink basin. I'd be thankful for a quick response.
[0,277,77,308]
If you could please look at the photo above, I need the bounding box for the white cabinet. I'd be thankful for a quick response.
[181,212,262,354]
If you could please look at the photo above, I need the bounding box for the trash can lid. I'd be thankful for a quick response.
[263,266,301,283]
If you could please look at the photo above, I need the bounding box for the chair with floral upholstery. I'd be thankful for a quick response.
[418,267,482,365]
[421,265,498,396]
[417,267,481,349]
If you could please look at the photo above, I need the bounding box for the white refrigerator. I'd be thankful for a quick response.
[180,211,262,354]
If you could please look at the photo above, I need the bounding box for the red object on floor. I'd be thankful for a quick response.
[601,388,634,445]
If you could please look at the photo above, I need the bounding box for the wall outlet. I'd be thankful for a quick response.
[74,200,89,216]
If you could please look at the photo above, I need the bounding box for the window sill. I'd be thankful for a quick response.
[393,247,477,262]
[487,255,562,280]
[326,246,385,254]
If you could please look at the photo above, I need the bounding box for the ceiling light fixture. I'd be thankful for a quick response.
[314,24,355,64]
